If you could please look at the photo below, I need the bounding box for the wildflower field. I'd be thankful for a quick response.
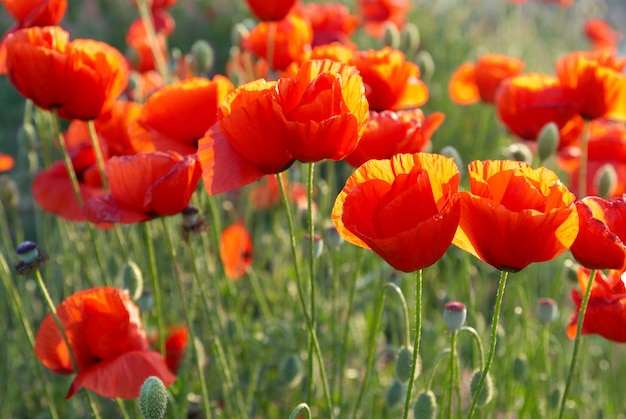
[2,0,626,418]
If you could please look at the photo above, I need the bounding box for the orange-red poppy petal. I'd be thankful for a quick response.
[220,223,253,280]
[448,62,479,105]
[0,152,15,171]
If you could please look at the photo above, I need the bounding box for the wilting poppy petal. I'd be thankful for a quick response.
[220,222,253,280]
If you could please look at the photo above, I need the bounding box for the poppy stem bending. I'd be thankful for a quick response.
[159,217,213,418]
[275,173,333,415]
[86,120,109,191]
[558,268,597,419]
[288,403,312,419]
[459,326,485,370]
[33,270,102,419]
[142,222,166,356]
[352,282,403,419]
[402,269,423,419]
[467,269,509,419]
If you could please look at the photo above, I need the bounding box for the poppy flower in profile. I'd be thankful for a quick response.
[5,26,128,121]
[83,151,201,224]
[556,51,626,122]
[332,152,461,272]
[567,268,626,342]
[220,222,253,280]
[245,0,296,21]
[495,73,583,149]
[448,54,525,105]
[570,196,626,271]
[557,120,626,197]
[243,13,313,71]
[584,19,622,53]
[34,286,175,399]
[358,0,410,38]
[150,325,188,374]
[128,76,234,155]
[345,109,444,168]
[453,160,579,272]
[125,10,173,73]
[198,59,368,195]
[295,3,358,47]
[350,47,428,111]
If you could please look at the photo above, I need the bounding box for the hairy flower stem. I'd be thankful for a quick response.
[142,222,165,356]
[558,268,596,419]
[467,270,509,418]
[402,269,423,419]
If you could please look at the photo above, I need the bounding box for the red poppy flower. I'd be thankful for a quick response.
[568,268,626,342]
[94,100,144,157]
[83,151,201,224]
[245,0,296,21]
[453,160,579,272]
[350,47,428,111]
[283,43,355,77]
[2,0,66,26]
[220,222,253,280]
[0,153,14,172]
[556,51,626,122]
[125,10,173,73]
[557,120,626,197]
[345,109,444,168]
[295,3,358,47]
[332,152,461,272]
[128,76,234,155]
[570,196,626,270]
[358,0,410,38]
[5,26,128,121]
[247,174,308,210]
[243,13,313,70]
[448,54,525,105]
[35,287,175,399]
[495,73,583,149]
[132,0,176,10]
[199,59,368,195]
[584,19,622,53]
[150,325,188,374]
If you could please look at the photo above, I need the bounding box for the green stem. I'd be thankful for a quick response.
[52,109,83,207]
[402,269,423,419]
[467,270,509,418]
[306,162,316,403]
[136,0,170,81]
[142,222,165,356]
[160,217,212,418]
[425,349,451,391]
[86,120,108,191]
[276,172,333,414]
[445,331,458,419]
[34,270,102,419]
[558,268,596,419]
[115,399,131,419]
[459,326,485,370]
[289,403,312,419]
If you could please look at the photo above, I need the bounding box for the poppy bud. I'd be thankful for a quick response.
[504,143,534,165]
[384,379,406,411]
[324,225,344,249]
[413,390,437,419]
[415,50,435,83]
[138,290,155,312]
[279,353,303,389]
[383,22,401,50]
[17,123,38,152]
[0,175,19,208]
[302,234,323,259]
[400,23,420,56]
[395,345,419,383]
[470,369,493,408]
[138,376,168,419]
[122,261,144,301]
[537,298,559,325]
[549,386,562,411]
[231,23,250,47]
[512,354,528,383]
[181,206,208,241]
[191,40,214,76]
[594,163,617,198]
[15,241,48,275]
[443,301,467,331]
[537,122,559,162]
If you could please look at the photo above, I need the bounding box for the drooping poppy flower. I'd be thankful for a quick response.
[345,109,444,168]
[567,268,626,342]
[35,286,175,399]
[294,2,358,47]
[245,0,297,21]
[83,151,201,224]
[220,222,253,280]
[556,51,626,122]
[584,19,622,53]
[557,120,626,198]
[495,73,584,150]
[358,0,410,38]
[349,47,428,111]
[243,13,313,71]
[448,54,525,105]
[128,76,234,155]
[198,59,368,195]
[332,152,461,272]
[453,160,579,272]
[5,26,128,121]
[570,196,626,271]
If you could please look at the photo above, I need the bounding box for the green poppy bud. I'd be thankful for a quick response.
[537,298,559,325]
[384,379,406,411]
[594,163,617,198]
[413,390,437,419]
[279,353,303,389]
[537,122,559,162]
[395,346,420,383]
[383,22,401,50]
[470,369,494,408]
[191,40,215,76]
[138,376,168,419]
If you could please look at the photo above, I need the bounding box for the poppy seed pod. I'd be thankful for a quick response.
[15,240,48,275]
[138,376,168,419]
[443,301,467,331]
